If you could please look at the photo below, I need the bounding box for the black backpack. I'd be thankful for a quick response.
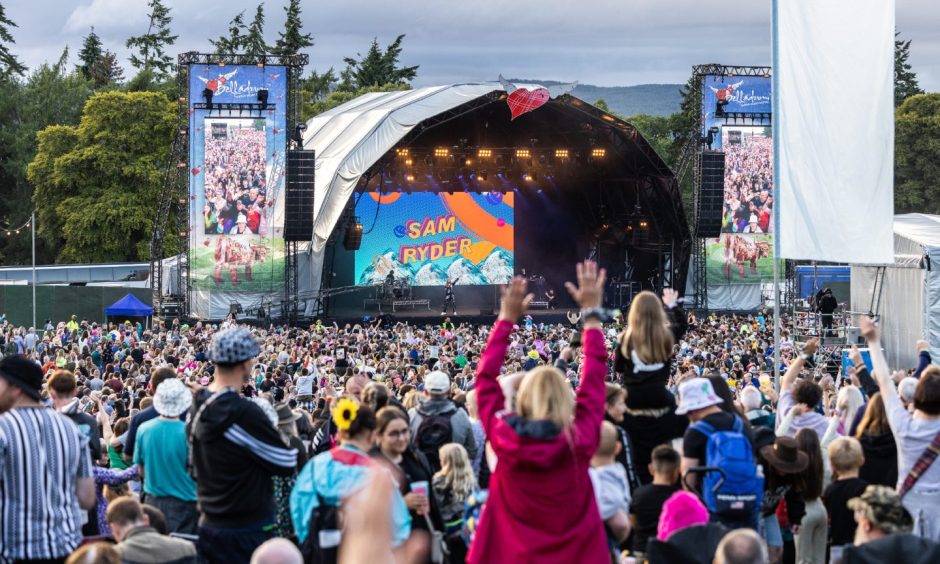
[301,494,341,564]
[415,409,455,472]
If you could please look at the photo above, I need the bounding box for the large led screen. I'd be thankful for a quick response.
[353,191,514,286]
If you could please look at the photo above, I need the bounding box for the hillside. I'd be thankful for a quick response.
[510,79,684,117]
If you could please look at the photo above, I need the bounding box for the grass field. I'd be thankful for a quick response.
[705,235,775,285]
[190,239,285,291]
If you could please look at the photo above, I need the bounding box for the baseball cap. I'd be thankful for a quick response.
[0,355,43,401]
[425,370,450,394]
[675,377,724,415]
[209,327,260,364]
[847,485,913,535]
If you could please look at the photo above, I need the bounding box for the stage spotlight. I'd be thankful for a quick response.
[591,148,606,158]
[477,148,492,158]
[523,172,537,182]
[434,147,450,157]
[638,219,649,229]
[465,158,473,166]
[405,173,415,182]
[404,158,413,166]
[202,88,214,106]
[396,148,410,156]
[478,171,487,182]
[257,89,269,106]
[555,149,569,159]
[716,99,728,117]
[515,148,530,159]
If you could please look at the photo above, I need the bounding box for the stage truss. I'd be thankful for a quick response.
[677,63,793,312]
[149,52,308,321]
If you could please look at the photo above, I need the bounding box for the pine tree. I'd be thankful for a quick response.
[126,0,177,79]
[895,32,923,107]
[77,27,103,81]
[210,10,247,55]
[243,4,268,58]
[304,68,336,101]
[0,3,26,79]
[340,35,418,91]
[90,51,124,88]
[272,0,313,57]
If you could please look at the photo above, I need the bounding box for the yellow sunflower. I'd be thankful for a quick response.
[332,397,359,431]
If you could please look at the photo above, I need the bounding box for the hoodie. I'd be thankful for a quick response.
[466,320,609,564]
[858,430,898,488]
[408,398,478,461]
[188,389,297,527]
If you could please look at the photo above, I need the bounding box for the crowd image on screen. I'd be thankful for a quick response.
[202,123,268,236]
[722,131,773,234]
[2,261,940,564]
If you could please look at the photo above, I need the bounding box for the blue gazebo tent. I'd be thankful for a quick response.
[105,293,153,327]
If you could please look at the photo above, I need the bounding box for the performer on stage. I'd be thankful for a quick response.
[441,276,460,315]
[385,271,395,286]
[545,288,557,310]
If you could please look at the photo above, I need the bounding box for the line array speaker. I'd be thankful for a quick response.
[284,150,315,242]
[696,151,725,238]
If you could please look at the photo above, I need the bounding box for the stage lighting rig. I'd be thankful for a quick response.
[434,147,450,158]
[704,126,720,149]
[477,148,492,158]
[290,123,307,147]
[554,149,570,159]
[591,148,606,158]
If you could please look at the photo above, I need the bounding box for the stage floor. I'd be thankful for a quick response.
[326,304,572,326]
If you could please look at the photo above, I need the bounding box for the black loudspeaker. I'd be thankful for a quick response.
[284,150,315,242]
[696,151,725,238]
[343,220,363,251]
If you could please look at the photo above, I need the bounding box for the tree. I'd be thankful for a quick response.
[89,51,124,88]
[126,0,177,80]
[300,82,409,122]
[895,32,923,107]
[272,0,313,57]
[210,10,247,55]
[302,67,337,102]
[243,4,269,58]
[895,93,940,214]
[593,98,611,114]
[0,3,26,78]
[77,27,103,81]
[28,91,176,262]
[339,35,418,91]
[0,48,90,264]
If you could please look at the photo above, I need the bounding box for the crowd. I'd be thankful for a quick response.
[1,260,938,564]
[722,132,773,234]
[202,124,269,237]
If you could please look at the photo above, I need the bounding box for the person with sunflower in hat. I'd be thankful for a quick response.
[290,397,411,562]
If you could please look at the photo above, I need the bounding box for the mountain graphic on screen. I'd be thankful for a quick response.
[357,250,415,285]
[480,250,514,284]
[414,263,449,286]
[446,258,489,285]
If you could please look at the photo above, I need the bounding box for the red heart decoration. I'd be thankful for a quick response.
[206,79,218,92]
[506,88,551,120]
[191,167,200,176]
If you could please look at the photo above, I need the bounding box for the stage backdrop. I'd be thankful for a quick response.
[773,0,894,264]
[188,64,288,319]
[353,191,514,286]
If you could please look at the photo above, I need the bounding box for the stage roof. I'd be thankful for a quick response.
[301,82,677,255]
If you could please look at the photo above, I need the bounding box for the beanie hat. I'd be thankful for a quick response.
[0,355,43,401]
[657,490,709,541]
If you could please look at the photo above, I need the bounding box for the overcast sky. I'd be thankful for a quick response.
[7,0,940,91]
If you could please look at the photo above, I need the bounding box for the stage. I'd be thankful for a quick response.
[327,303,573,326]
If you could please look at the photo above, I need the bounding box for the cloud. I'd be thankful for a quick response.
[64,0,149,34]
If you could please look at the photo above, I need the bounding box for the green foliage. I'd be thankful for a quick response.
[272,0,313,56]
[0,50,91,264]
[593,98,612,114]
[210,10,247,54]
[895,32,923,108]
[77,27,103,81]
[243,4,269,58]
[895,93,940,214]
[126,0,177,80]
[0,2,25,78]
[27,91,176,262]
[300,83,410,122]
[90,51,124,88]
[339,35,418,91]
[302,68,337,102]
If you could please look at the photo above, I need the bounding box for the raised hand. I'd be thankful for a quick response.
[498,277,533,323]
[564,260,607,309]
[849,344,863,365]
[859,316,879,342]
[916,340,929,352]
[662,288,680,309]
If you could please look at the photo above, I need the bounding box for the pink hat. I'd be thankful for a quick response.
[657,491,709,541]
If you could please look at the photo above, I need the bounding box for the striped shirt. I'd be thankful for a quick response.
[0,406,93,562]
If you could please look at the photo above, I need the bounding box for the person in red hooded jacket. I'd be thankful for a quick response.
[467,261,609,564]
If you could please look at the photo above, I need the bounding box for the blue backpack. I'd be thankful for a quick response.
[690,417,763,519]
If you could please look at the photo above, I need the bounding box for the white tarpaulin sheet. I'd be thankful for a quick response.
[773,0,894,264]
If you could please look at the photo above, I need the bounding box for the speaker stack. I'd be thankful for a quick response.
[284,150,315,242]
[696,151,725,238]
